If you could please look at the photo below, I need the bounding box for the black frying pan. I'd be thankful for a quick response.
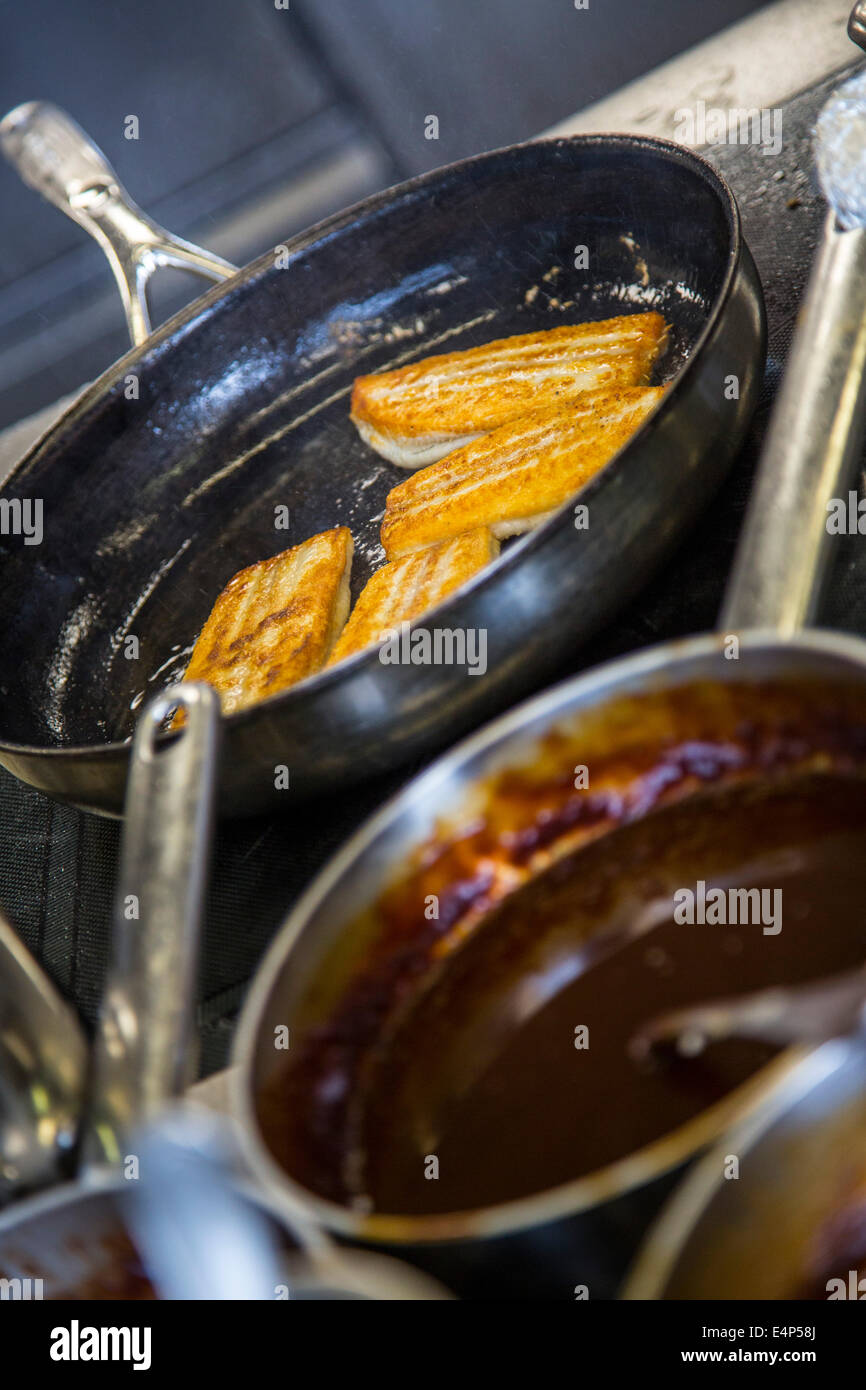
[0,104,765,816]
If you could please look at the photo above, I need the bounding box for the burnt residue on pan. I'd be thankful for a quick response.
[257,677,866,1210]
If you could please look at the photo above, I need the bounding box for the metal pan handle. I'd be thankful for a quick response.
[80,683,220,1170]
[719,215,866,635]
[0,101,237,347]
[0,910,87,1198]
[849,1,866,52]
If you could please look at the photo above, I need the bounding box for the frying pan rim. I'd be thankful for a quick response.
[0,132,743,761]
[231,626,866,1244]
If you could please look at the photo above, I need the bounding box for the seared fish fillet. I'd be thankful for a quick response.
[179,527,353,715]
[381,387,664,558]
[328,528,499,666]
[351,313,668,467]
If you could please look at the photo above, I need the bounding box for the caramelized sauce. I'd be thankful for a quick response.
[261,765,866,1215]
[358,780,866,1213]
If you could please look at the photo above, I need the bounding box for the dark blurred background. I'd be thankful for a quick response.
[0,0,768,430]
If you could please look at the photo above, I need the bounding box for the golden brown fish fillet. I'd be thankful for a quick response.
[351,313,668,467]
[380,386,664,558]
[178,527,353,715]
[328,528,499,666]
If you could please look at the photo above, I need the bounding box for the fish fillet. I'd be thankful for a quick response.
[178,527,353,715]
[328,528,499,666]
[351,313,668,467]
[380,387,665,558]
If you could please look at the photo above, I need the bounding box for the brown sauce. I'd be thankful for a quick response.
[261,768,866,1215]
[0,1230,156,1301]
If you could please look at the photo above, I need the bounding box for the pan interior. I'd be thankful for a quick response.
[350,775,866,1215]
[0,139,733,748]
[260,770,866,1215]
[250,673,866,1218]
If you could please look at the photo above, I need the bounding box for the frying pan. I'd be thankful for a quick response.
[228,116,866,1297]
[0,102,764,816]
[622,1038,866,1300]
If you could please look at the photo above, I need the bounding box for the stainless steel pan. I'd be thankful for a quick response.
[0,103,764,816]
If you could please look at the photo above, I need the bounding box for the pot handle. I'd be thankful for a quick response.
[0,101,237,347]
[849,1,866,51]
[718,213,866,635]
[0,909,87,1198]
[80,683,220,1170]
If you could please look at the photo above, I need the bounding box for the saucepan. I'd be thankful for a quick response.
[227,72,866,1298]
[0,102,763,815]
